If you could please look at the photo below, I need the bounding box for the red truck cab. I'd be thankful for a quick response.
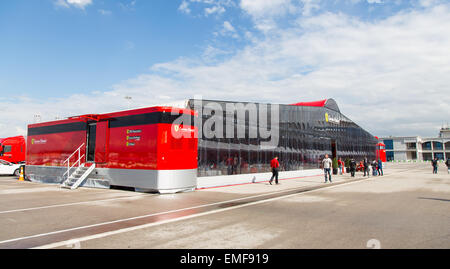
[0,136,26,164]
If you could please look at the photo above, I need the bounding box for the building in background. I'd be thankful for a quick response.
[381,127,450,161]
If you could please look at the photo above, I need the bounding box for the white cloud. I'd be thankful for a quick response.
[300,0,321,16]
[119,0,137,11]
[239,0,320,18]
[419,0,444,7]
[55,0,93,9]
[178,1,191,14]
[217,21,239,38]
[205,5,226,16]
[54,0,70,8]
[239,0,322,34]
[240,0,297,18]
[202,45,232,61]
[367,0,383,3]
[179,0,233,17]
[2,1,450,138]
[223,21,235,32]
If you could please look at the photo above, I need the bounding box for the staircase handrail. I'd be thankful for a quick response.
[62,143,85,179]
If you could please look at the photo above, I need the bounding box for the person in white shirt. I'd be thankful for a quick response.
[322,154,333,183]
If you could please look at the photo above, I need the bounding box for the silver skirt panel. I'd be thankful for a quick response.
[25,165,197,193]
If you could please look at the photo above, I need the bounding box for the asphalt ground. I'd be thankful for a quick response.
[0,162,448,249]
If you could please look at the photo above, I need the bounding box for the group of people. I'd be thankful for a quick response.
[268,155,386,185]
[268,155,450,186]
[320,155,383,183]
[431,157,450,174]
[365,157,384,177]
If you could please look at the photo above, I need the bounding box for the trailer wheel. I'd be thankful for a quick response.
[13,169,20,177]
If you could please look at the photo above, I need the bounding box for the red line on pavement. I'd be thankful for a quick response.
[196,174,322,190]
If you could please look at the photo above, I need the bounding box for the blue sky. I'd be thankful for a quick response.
[0,0,449,137]
[0,0,419,98]
[0,0,227,98]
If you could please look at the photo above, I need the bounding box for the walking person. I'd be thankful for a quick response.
[232,154,239,175]
[322,154,333,183]
[363,157,370,177]
[269,156,280,185]
[350,158,356,177]
[431,157,438,174]
[226,156,233,175]
[377,158,383,176]
[372,160,378,176]
[338,158,344,175]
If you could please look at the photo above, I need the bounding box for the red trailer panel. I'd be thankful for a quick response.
[27,119,87,166]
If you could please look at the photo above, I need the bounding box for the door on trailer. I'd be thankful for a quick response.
[86,123,97,162]
[94,121,109,164]
[86,121,109,163]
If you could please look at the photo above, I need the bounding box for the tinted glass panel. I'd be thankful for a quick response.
[190,99,377,177]
[384,140,393,150]
[86,124,97,162]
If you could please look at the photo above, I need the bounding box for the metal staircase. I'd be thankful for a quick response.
[61,164,96,189]
[61,143,96,190]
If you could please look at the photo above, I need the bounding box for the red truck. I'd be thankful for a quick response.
[0,136,26,164]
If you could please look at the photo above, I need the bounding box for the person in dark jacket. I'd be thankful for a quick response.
[269,157,280,185]
[377,159,383,176]
[431,157,438,174]
[350,158,357,177]
[363,157,369,177]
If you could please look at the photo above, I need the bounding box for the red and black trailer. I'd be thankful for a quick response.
[26,106,198,193]
[0,136,26,164]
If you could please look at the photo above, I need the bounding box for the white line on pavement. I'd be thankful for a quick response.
[0,194,148,215]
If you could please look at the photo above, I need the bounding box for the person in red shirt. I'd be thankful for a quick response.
[269,156,280,185]
[338,157,345,175]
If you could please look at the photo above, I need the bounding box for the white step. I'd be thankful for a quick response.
[60,164,96,190]
[71,164,96,190]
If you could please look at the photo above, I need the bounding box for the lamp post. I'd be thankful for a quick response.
[34,114,41,123]
[125,96,132,109]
